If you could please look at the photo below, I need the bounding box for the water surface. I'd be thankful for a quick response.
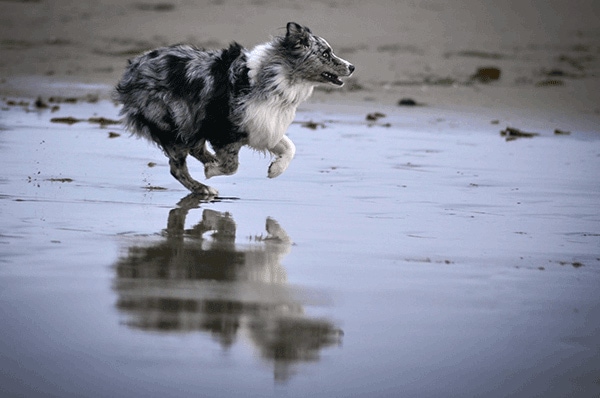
[1,100,599,397]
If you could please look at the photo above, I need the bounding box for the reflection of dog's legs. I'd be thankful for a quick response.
[265,218,292,243]
[165,194,202,237]
[165,207,187,237]
[176,193,204,210]
[197,209,236,241]
[204,142,243,179]
[268,136,296,178]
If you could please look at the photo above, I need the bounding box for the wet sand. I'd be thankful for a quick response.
[2,1,600,397]
[2,98,599,397]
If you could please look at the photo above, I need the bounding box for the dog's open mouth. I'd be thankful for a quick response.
[321,72,344,86]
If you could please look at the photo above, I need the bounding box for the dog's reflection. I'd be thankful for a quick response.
[113,194,341,381]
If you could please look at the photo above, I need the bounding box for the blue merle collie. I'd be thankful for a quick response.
[114,22,354,196]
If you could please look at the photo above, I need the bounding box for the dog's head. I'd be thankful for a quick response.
[283,22,355,87]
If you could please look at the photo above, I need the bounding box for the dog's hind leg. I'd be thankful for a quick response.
[204,142,243,179]
[166,148,219,196]
[189,140,218,165]
[267,135,296,178]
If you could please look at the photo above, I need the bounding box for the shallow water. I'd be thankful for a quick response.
[1,100,599,397]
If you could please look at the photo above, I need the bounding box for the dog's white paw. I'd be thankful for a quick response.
[206,185,219,196]
[268,157,291,178]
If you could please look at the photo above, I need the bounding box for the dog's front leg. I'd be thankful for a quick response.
[268,135,296,178]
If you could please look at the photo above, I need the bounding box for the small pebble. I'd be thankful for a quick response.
[398,98,417,106]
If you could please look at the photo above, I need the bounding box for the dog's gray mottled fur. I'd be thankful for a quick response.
[113,22,354,196]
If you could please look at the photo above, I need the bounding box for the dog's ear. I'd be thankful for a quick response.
[286,22,311,48]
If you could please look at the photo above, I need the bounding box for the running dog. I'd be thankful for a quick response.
[113,22,354,196]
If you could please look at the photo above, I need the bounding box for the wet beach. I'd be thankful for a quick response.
[2,1,600,397]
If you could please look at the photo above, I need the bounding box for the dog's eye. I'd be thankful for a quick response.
[322,51,330,59]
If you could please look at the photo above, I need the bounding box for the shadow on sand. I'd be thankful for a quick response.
[113,194,341,381]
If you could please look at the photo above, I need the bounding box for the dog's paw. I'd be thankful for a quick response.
[193,184,219,197]
[206,185,219,196]
[268,157,291,178]
[205,161,239,179]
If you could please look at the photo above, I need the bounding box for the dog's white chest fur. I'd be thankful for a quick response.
[243,99,297,150]
[242,83,313,150]
[242,45,314,150]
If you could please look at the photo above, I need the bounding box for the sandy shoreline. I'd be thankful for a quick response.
[2,0,600,114]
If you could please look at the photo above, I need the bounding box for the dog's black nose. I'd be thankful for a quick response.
[349,64,355,74]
